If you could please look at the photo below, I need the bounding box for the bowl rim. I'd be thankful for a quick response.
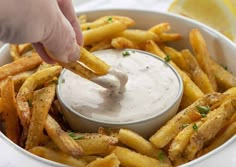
[57,49,184,125]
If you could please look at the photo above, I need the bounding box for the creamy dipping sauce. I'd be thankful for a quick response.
[59,49,181,123]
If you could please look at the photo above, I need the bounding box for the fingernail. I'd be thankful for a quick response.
[68,44,80,62]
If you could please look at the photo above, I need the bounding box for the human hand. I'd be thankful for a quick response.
[0,0,83,63]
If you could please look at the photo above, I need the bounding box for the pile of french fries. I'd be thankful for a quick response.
[0,14,236,167]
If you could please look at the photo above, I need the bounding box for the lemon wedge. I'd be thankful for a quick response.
[169,0,236,42]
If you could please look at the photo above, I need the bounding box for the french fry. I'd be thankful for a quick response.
[16,66,62,145]
[181,49,215,93]
[10,44,20,60]
[185,98,236,160]
[168,121,203,161]
[1,77,20,144]
[86,153,120,167]
[163,46,189,72]
[78,14,87,24]
[45,115,84,157]
[111,37,139,49]
[149,93,229,148]
[113,146,171,167]
[118,29,159,43]
[0,53,42,81]
[148,23,170,34]
[189,29,217,91]
[25,84,56,150]
[210,58,236,91]
[159,33,181,42]
[90,39,112,52]
[30,146,87,167]
[83,20,129,46]
[145,40,204,105]
[18,43,33,55]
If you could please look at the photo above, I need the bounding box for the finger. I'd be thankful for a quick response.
[32,42,55,64]
[57,0,83,46]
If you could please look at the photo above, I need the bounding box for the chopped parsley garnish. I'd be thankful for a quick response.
[122,51,130,57]
[181,123,189,129]
[196,105,210,117]
[157,152,165,161]
[68,132,84,140]
[193,123,198,131]
[87,26,91,30]
[107,17,113,23]
[164,55,171,62]
[27,99,33,108]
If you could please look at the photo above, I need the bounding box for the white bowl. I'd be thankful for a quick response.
[1,8,236,167]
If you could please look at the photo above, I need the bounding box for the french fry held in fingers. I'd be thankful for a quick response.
[181,49,215,94]
[86,153,120,167]
[148,23,170,34]
[45,115,84,157]
[30,146,87,167]
[145,40,204,107]
[118,128,171,165]
[168,121,203,161]
[113,146,171,167]
[0,53,42,81]
[149,93,229,148]
[185,98,236,160]
[25,84,56,150]
[1,77,20,144]
[189,29,217,91]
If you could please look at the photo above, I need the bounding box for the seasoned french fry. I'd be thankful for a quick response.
[201,121,236,155]
[145,40,204,106]
[0,53,42,81]
[83,20,129,46]
[1,77,20,144]
[118,29,159,43]
[90,39,112,52]
[111,37,139,49]
[168,121,203,161]
[45,115,83,157]
[159,33,181,42]
[86,153,120,167]
[163,46,189,72]
[10,44,20,60]
[185,98,236,160]
[149,93,229,148]
[181,49,215,93]
[30,146,87,167]
[16,66,62,145]
[148,23,170,34]
[18,43,33,55]
[190,29,217,91]
[210,58,236,91]
[113,146,170,167]
[25,84,56,150]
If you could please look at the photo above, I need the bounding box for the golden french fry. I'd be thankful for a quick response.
[36,62,53,72]
[149,93,228,148]
[10,44,20,61]
[30,146,87,167]
[190,29,217,91]
[201,121,236,155]
[159,33,181,42]
[1,77,20,144]
[185,98,236,160]
[25,84,56,150]
[86,153,120,167]
[118,29,159,43]
[145,40,204,106]
[148,23,170,34]
[90,39,112,52]
[113,146,170,167]
[45,115,83,157]
[16,66,62,146]
[168,121,203,161]
[0,53,42,81]
[18,43,33,55]
[210,58,236,91]
[163,46,189,72]
[78,14,87,24]
[74,133,117,156]
[83,20,128,46]
[181,49,215,93]
[111,37,139,49]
